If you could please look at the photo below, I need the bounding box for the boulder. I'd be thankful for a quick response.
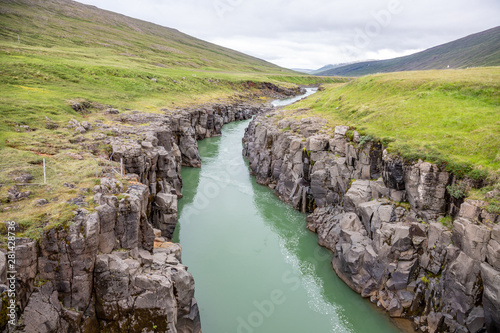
[420,223,451,274]
[8,186,31,201]
[94,248,200,333]
[459,200,482,221]
[306,135,329,152]
[20,282,71,333]
[465,306,485,333]
[382,154,405,191]
[427,312,444,333]
[388,259,418,291]
[404,161,449,220]
[480,263,500,332]
[38,211,99,311]
[452,218,490,261]
[392,225,412,253]
[344,180,371,212]
[81,121,92,131]
[12,173,33,183]
[442,251,482,324]
[152,193,178,239]
[357,200,393,237]
[486,238,500,271]
[15,239,38,311]
[96,203,117,254]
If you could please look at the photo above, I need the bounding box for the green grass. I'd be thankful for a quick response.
[0,0,336,149]
[0,0,339,240]
[0,47,333,140]
[438,216,453,229]
[0,0,337,135]
[0,0,338,154]
[469,183,500,215]
[289,68,500,178]
[0,0,291,73]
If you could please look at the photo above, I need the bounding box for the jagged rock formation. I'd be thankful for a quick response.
[243,110,500,333]
[1,179,199,333]
[1,101,272,333]
[111,103,272,239]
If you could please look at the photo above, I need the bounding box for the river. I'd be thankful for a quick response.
[173,89,402,333]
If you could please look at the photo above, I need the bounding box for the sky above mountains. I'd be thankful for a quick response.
[77,0,500,70]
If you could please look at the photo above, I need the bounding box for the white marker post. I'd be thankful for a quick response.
[43,158,46,184]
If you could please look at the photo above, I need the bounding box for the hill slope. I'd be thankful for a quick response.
[0,0,332,139]
[0,0,291,73]
[291,67,500,175]
[315,26,500,76]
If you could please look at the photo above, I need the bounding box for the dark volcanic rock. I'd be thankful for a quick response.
[11,99,276,332]
[8,186,31,202]
[242,111,499,333]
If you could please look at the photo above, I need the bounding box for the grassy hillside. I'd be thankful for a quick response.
[316,26,500,76]
[0,0,339,145]
[0,0,292,73]
[0,0,339,236]
[290,67,500,174]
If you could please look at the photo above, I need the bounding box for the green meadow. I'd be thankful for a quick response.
[290,68,500,173]
[286,67,500,210]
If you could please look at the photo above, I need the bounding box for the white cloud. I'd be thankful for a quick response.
[77,0,500,69]
[210,37,347,69]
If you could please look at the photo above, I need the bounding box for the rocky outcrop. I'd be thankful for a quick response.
[243,110,500,333]
[3,101,272,333]
[111,102,270,239]
[1,179,200,333]
[94,244,199,333]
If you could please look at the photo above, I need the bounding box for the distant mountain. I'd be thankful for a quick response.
[311,64,336,73]
[311,61,371,75]
[291,68,315,74]
[315,26,500,77]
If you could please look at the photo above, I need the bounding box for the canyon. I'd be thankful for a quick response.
[2,86,499,333]
[1,96,279,332]
[242,106,500,333]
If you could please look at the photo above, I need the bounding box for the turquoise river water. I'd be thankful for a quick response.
[173,91,402,333]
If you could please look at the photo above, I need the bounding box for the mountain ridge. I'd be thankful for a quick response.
[315,26,500,76]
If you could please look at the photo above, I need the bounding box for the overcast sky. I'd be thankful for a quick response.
[77,0,500,70]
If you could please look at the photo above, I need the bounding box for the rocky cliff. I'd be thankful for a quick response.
[111,103,271,239]
[2,180,200,333]
[1,100,273,332]
[243,109,500,333]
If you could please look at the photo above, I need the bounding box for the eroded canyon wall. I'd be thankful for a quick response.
[243,110,500,333]
[1,101,272,333]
